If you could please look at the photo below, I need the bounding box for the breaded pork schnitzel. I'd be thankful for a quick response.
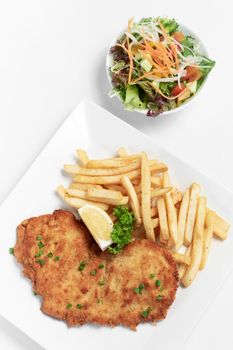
[14,210,178,330]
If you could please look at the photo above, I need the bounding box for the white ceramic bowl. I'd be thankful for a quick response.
[106,21,209,116]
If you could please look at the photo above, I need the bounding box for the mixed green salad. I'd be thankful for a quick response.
[109,17,215,116]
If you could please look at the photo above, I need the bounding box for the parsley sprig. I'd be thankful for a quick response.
[134,283,145,295]
[108,206,135,254]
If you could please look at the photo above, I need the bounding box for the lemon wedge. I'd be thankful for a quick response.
[78,205,113,251]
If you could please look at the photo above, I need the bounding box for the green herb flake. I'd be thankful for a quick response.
[98,263,105,269]
[47,252,53,258]
[134,283,145,295]
[36,235,43,241]
[90,269,97,276]
[78,261,86,271]
[66,303,72,309]
[37,241,45,249]
[141,307,152,318]
[33,291,37,296]
[76,303,82,309]
[108,206,135,254]
[155,279,161,287]
[149,273,155,279]
[54,256,60,261]
[97,299,103,305]
[9,247,14,255]
[156,295,163,301]
[98,280,105,286]
[35,250,44,258]
[36,259,45,266]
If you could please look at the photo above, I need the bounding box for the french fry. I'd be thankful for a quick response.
[211,212,230,240]
[86,189,128,206]
[56,186,109,211]
[104,184,127,195]
[176,189,190,250]
[109,154,141,160]
[138,186,171,204]
[87,188,123,200]
[151,186,172,198]
[76,149,89,166]
[64,159,141,176]
[184,183,200,246]
[74,163,167,185]
[165,192,178,246]
[86,158,131,168]
[172,252,191,265]
[121,175,142,226]
[157,197,169,244]
[182,196,206,287]
[162,171,171,187]
[66,187,128,206]
[178,246,192,280]
[86,154,141,169]
[151,176,162,187]
[117,147,129,157]
[151,190,182,218]
[200,210,215,270]
[213,223,229,240]
[141,152,155,242]
[152,218,159,229]
[170,187,178,195]
[171,191,183,205]
[70,183,102,190]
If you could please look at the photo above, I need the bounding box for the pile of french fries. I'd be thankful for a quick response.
[57,147,230,288]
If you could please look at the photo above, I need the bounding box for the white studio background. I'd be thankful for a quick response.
[0,1,233,349]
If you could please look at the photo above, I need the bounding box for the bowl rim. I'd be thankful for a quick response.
[106,18,210,116]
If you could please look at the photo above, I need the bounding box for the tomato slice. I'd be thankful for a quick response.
[172,31,185,42]
[182,66,202,83]
[171,83,186,96]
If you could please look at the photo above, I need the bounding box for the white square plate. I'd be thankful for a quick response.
[0,100,232,350]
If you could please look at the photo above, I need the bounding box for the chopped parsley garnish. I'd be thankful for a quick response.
[76,303,82,309]
[134,283,145,295]
[33,291,37,296]
[156,295,163,301]
[35,250,44,258]
[141,307,152,318]
[37,241,44,249]
[98,263,105,269]
[66,303,72,309]
[108,206,135,254]
[36,235,43,241]
[97,299,103,304]
[9,247,14,255]
[155,279,161,287]
[54,256,60,261]
[90,269,97,276]
[36,259,45,266]
[149,273,156,279]
[98,280,105,286]
[47,252,53,258]
[78,261,86,271]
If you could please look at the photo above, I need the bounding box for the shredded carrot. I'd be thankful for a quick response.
[115,19,187,87]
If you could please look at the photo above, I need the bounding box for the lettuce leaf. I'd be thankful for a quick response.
[159,82,176,96]
[124,85,146,110]
[199,57,216,77]
[160,18,179,34]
